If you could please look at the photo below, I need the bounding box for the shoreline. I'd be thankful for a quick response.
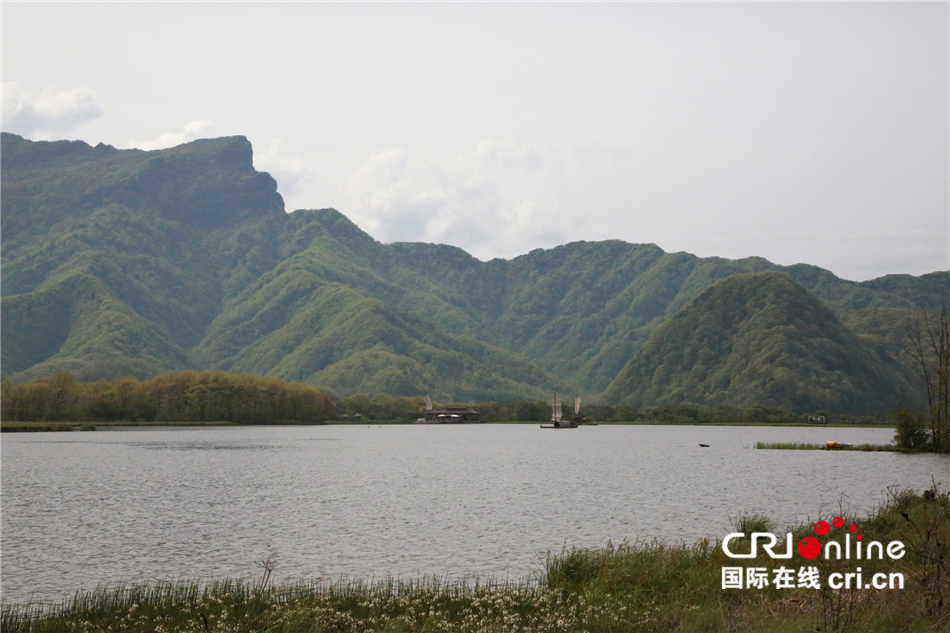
[0,420,895,432]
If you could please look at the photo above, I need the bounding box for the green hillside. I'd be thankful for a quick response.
[2,132,944,411]
[378,244,943,392]
[602,272,917,414]
[1,273,192,381]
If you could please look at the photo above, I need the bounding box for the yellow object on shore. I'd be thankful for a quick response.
[826,441,853,449]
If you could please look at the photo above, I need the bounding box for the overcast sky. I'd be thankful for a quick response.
[3,2,947,281]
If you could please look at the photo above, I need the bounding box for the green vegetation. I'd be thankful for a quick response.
[895,305,950,452]
[755,442,839,450]
[0,371,333,425]
[4,488,947,632]
[728,511,775,535]
[0,420,229,432]
[2,132,946,412]
[269,391,881,425]
[0,371,894,428]
[603,272,915,415]
[0,422,97,433]
[754,442,906,452]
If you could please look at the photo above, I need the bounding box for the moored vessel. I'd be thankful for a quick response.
[541,393,577,428]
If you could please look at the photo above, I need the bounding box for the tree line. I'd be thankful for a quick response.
[335,393,863,425]
[1,371,334,424]
[0,372,892,426]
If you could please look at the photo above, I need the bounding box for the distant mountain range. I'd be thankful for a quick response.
[2,132,946,413]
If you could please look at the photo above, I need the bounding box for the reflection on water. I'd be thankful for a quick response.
[2,424,946,605]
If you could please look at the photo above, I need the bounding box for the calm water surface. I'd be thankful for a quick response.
[2,424,947,605]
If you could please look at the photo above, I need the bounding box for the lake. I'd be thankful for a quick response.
[2,424,947,606]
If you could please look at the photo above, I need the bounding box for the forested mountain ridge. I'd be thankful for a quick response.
[2,132,945,411]
[601,271,916,414]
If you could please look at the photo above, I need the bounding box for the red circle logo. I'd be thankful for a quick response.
[798,537,821,559]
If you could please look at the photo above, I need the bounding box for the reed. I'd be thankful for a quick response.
[729,511,775,534]
[756,441,826,449]
[755,441,906,451]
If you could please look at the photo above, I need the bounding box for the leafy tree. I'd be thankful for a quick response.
[340,393,374,418]
[899,304,950,450]
[47,371,79,420]
[893,408,931,449]
[511,400,548,422]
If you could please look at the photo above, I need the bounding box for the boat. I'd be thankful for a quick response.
[825,441,853,449]
[541,393,578,428]
[571,392,597,425]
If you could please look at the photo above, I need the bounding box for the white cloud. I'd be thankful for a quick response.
[1,83,102,139]
[342,141,575,259]
[253,138,313,202]
[467,139,545,171]
[134,120,217,151]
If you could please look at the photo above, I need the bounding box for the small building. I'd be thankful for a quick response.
[424,405,482,423]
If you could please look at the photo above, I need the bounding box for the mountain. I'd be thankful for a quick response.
[2,132,945,411]
[0,133,561,399]
[601,272,916,414]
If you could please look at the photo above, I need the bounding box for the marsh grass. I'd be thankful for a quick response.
[4,489,947,632]
[755,441,905,451]
[0,422,88,432]
[729,512,775,535]
[756,441,826,449]
[0,420,235,432]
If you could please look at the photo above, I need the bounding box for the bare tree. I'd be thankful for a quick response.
[903,304,950,450]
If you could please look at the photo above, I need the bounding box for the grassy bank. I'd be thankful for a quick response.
[754,441,908,451]
[0,420,236,432]
[2,420,896,432]
[3,488,947,633]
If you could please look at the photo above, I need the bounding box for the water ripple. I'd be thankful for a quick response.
[2,424,946,605]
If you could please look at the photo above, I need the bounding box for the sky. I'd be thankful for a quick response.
[3,2,947,282]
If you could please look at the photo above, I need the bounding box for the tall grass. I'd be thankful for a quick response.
[755,441,905,451]
[729,512,775,534]
[756,441,826,450]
